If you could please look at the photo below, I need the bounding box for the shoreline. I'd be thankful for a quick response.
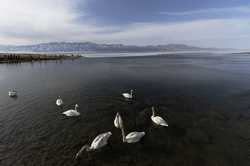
[0,53,81,63]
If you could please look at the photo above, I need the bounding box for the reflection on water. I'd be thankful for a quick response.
[0,53,250,166]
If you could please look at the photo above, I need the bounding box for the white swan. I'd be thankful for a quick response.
[62,104,80,117]
[114,112,145,143]
[151,106,168,127]
[56,96,63,106]
[75,131,112,159]
[122,90,133,99]
[8,90,17,97]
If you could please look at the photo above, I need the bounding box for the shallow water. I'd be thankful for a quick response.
[0,53,250,166]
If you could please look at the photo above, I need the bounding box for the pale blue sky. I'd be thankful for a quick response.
[0,0,250,48]
[83,0,250,24]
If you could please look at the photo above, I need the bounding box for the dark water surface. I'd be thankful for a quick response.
[0,53,250,166]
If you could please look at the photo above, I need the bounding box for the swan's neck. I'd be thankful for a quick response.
[118,114,124,129]
[152,107,155,117]
[75,106,78,111]
[75,145,91,159]
[130,90,133,97]
[121,127,126,142]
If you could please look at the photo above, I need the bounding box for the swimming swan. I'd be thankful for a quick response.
[62,104,80,117]
[151,106,168,127]
[114,112,145,143]
[75,131,112,159]
[8,90,17,97]
[122,90,133,99]
[56,96,63,106]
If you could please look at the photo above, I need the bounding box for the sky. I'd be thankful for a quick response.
[0,0,250,49]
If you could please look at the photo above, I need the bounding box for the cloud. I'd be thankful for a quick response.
[0,0,76,34]
[0,1,249,49]
[0,0,112,44]
[159,6,250,16]
[94,19,250,49]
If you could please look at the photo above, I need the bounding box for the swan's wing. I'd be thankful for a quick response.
[122,93,127,97]
[62,110,80,116]
[62,110,72,115]
[114,113,123,128]
[152,116,168,126]
[90,132,112,150]
[126,131,145,139]
[126,132,137,139]
[125,131,145,143]
[122,93,131,98]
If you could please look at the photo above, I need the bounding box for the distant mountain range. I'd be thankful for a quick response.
[0,42,221,53]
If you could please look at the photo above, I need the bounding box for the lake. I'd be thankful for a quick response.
[0,53,250,166]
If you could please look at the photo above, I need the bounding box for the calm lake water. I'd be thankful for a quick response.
[0,53,250,166]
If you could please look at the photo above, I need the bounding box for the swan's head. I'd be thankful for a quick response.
[75,104,79,109]
[75,145,91,160]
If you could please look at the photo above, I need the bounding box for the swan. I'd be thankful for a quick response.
[62,104,80,117]
[8,90,17,97]
[151,106,168,127]
[122,90,133,99]
[56,96,63,106]
[114,112,145,143]
[75,131,112,159]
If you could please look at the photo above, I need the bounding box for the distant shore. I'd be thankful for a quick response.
[0,53,81,63]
